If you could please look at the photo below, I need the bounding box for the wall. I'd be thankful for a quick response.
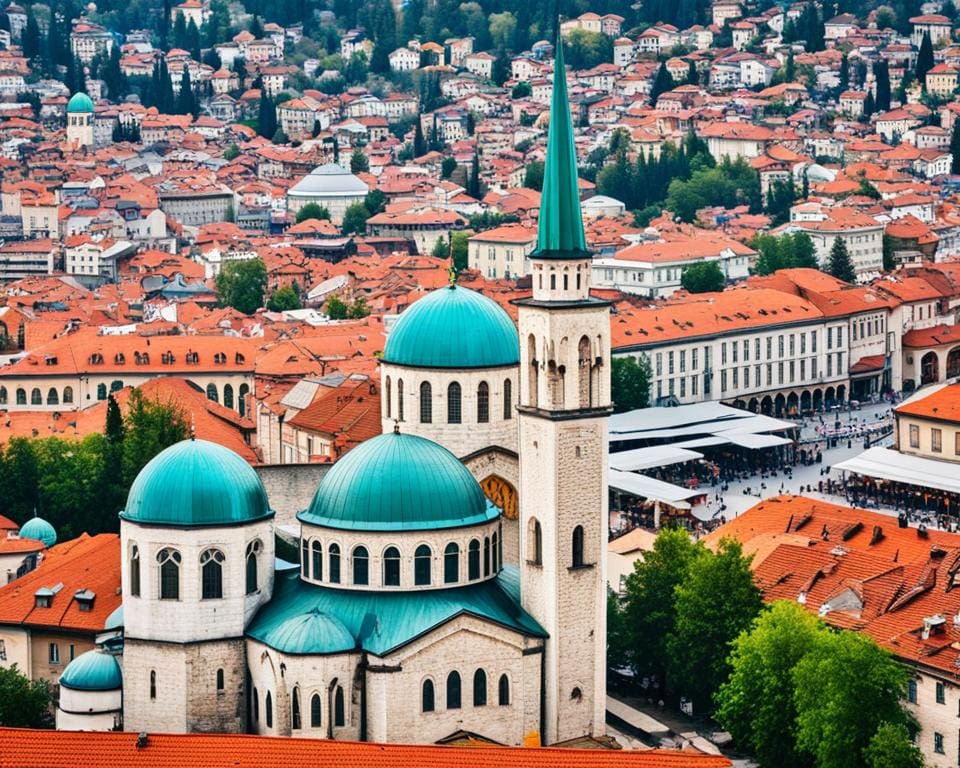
[254,464,330,528]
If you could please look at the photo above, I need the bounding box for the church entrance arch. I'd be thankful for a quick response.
[921,352,939,385]
[947,347,960,379]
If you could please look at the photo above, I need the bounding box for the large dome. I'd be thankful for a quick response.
[382,284,519,369]
[67,92,94,113]
[59,649,122,691]
[289,163,368,198]
[20,516,56,547]
[256,607,355,655]
[299,432,496,531]
[121,439,273,527]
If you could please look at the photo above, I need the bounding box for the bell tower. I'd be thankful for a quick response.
[515,37,611,745]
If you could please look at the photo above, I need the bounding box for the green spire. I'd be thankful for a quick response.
[534,36,589,260]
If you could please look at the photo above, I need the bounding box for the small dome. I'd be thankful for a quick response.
[59,650,122,691]
[300,432,496,531]
[258,607,355,654]
[382,284,519,369]
[67,92,94,113]
[122,439,273,528]
[20,516,56,547]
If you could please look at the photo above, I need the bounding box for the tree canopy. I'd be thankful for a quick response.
[216,258,267,315]
[827,237,857,283]
[266,285,302,312]
[611,355,652,413]
[752,232,818,275]
[681,261,725,293]
[295,203,331,223]
[0,665,51,728]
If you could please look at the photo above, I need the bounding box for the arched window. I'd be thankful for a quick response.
[422,679,435,712]
[578,336,592,408]
[31,388,41,405]
[223,384,234,409]
[503,378,512,420]
[572,525,585,567]
[301,539,308,576]
[291,687,301,729]
[0,386,6,405]
[468,539,480,580]
[130,544,141,597]
[473,669,487,706]
[383,546,401,586]
[550,273,556,290]
[217,669,225,692]
[447,382,461,423]
[150,670,156,699]
[492,532,499,574]
[385,376,391,418]
[329,543,341,583]
[62,386,73,404]
[96,383,106,400]
[483,536,490,577]
[498,674,510,705]
[420,381,432,423]
[206,383,219,403]
[245,540,261,595]
[334,686,345,727]
[414,544,431,586]
[527,335,538,408]
[265,690,273,728]
[110,379,123,393]
[46,388,58,405]
[312,541,322,580]
[15,388,25,405]
[446,671,461,709]
[239,384,249,417]
[157,548,181,600]
[528,518,542,565]
[397,378,404,421]
[310,693,322,728]
[200,548,224,599]
[444,542,459,583]
[353,546,369,585]
[477,381,489,423]
[253,687,259,722]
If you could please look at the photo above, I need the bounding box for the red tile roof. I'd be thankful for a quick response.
[896,382,960,422]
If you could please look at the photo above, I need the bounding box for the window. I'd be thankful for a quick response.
[63,387,73,404]
[15,388,25,405]
[334,686,345,727]
[910,424,920,449]
[379,545,400,586]
[447,382,461,423]
[329,544,341,583]
[0,640,5,661]
[468,539,480,580]
[312,541,322,580]
[206,384,219,403]
[503,378,512,419]
[246,540,261,594]
[150,670,156,700]
[253,687,259,722]
[266,691,273,728]
[498,674,510,706]
[937,681,946,704]
[935,732,944,754]
[528,518,542,564]
[932,428,942,453]
[157,548,181,600]
[130,544,141,597]
[48,642,59,664]
[414,544,431,585]
[908,679,917,703]
[224,384,234,409]
[0,387,5,405]
[473,669,487,706]
[444,543,459,583]
[422,679,435,712]
[385,376,391,419]
[217,669,225,693]
[483,536,490,577]
[201,549,225,599]
[419,381,432,423]
[353,546,369,585]
[291,687,301,729]
[477,381,489,423]
[47,388,58,405]
[447,671,462,709]
[397,379,404,421]
[492,532,498,573]
[572,525,585,567]
[310,693,321,728]
[955,432,960,456]
[31,388,41,405]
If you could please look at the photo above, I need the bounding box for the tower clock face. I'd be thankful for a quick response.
[481,475,518,520]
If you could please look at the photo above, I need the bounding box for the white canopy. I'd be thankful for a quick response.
[608,469,699,508]
[609,446,704,472]
[834,447,960,495]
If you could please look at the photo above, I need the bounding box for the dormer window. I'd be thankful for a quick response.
[235,353,245,364]
[89,353,104,365]
[74,589,95,612]
[185,351,199,364]
[161,352,175,365]
[214,352,227,364]
[34,588,53,608]
[45,356,57,366]
[115,353,125,364]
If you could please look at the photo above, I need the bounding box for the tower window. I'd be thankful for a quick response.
[130,544,141,597]
[492,532,499,573]
[157,548,181,600]
[550,273,556,290]
[572,525,585,568]
[420,381,432,423]
[352,546,369,585]
[414,544,432,586]
[498,674,510,706]
[200,548,225,599]
[397,379,404,421]
[385,376,391,418]
[468,539,480,580]
[329,544,341,583]
[253,687,259,721]
[312,541,322,581]
[473,669,487,706]
[150,670,156,700]
[301,539,308,577]
[334,686,345,727]
[311,693,321,728]
[528,519,542,565]
[446,671,462,709]
[216,669,225,693]
[292,687,301,729]
[245,540,261,595]
[483,536,490,577]
[265,691,273,728]
[447,381,461,424]
[477,381,489,423]
[571,687,582,700]
[383,546,401,586]
[503,378,512,419]
[444,542,459,584]
[422,679,435,712]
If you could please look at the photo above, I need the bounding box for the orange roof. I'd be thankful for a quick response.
[286,376,380,456]
[0,729,732,767]
[896,382,960,422]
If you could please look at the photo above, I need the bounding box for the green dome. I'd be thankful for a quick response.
[59,650,122,691]
[66,92,94,113]
[382,284,519,369]
[300,432,496,531]
[257,607,355,655]
[121,439,273,528]
[20,516,56,547]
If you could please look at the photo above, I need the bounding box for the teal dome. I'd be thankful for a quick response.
[300,432,496,531]
[20,516,56,547]
[59,650,122,691]
[257,607,355,655]
[66,92,94,113]
[121,439,273,528]
[382,284,519,369]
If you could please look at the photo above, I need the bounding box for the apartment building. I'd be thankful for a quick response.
[467,223,537,279]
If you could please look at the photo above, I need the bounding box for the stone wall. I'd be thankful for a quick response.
[254,464,330,528]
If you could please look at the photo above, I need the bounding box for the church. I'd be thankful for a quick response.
[55,41,612,748]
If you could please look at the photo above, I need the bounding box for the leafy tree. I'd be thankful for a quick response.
[325,295,348,319]
[450,230,470,272]
[766,179,797,225]
[916,31,934,87]
[348,296,370,318]
[267,286,302,312]
[223,143,240,161]
[563,29,613,70]
[295,203,331,223]
[488,12,517,50]
[716,601,825,768]
[350,148,369,174]
[511,81,532,99]
[666,538,762,714]
[681,261,726,293]
[875,5,897,29]
[215,258,267,314]
[827,236,856,283]
[523,160,545,191]
[431,236,449,258]
[611,355,652,413]
[122,389,190,488]
[364,189,387,215]
[0,664,52,728]
[864,724,924,768]
[342,202,370,235]
[441,157,457,179]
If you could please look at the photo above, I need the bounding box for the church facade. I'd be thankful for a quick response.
[56,40,610,748]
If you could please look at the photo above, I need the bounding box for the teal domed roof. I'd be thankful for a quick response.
[300,432,497,531]
[257,607,355,655]
[66,92,94,113]
[20,516,56,547]
[121,439,273,528]
[59,649,122,691]
[382,284,519,369]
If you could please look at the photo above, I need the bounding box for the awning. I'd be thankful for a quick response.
[721,432,793,449]
[609,445,704,471]
[834,447,960,495]
[608,469,699,508]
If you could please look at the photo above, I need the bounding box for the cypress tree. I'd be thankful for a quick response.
[22,10,40,63]
[258,91,276,138]
[827,236,857,283]
[687,60,698,85]
[917,31,934,87]
[414,120,426,156]
[172,12,187,50]
[838,53,849,91]
[874,60,891,111]
[951,120,960,174]
[863,90,875,117]
[467,153,481,198]
[650,63,674,105]
[177,69,196,116]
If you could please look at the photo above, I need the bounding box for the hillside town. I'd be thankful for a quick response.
[2,0,960,765]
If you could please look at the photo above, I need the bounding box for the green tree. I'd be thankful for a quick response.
[267,285,302,312]
[917,31,934,86]
[611,355,652,413]
[365,189,387,215]
[176,68,197,116]
[348,296,370,318]
[667,538,763,714]
[794,631,912,768]
[864,723,924,768]
[215,258,267,314]
[765,179,796,225]
[524,160,545,191]
[0,664,52,728]
[883,233,896,272]
[563,28,613,70]
[450,230,470,272]
[511,81,532,99]
[467,153,481,198]
[441,157,458,179]
[874,60,891,111]
[875,5,897,29]
[325,295,348,319]
[488,12,517,50]
[257,91,276,139]
[716,601,826,768]
[350,147,369,174]
[650,62,675,105]
[827,236,856,283]
[431,236,449,258]
[681,261,726,293]
[950,119,960,174]
[223,143,240,161]
[122,389,190,488]
[413,120,427,157]
[342,202,370,235]
[295,203,331,223]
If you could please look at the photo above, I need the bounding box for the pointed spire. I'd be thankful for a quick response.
[534,34,589,260]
